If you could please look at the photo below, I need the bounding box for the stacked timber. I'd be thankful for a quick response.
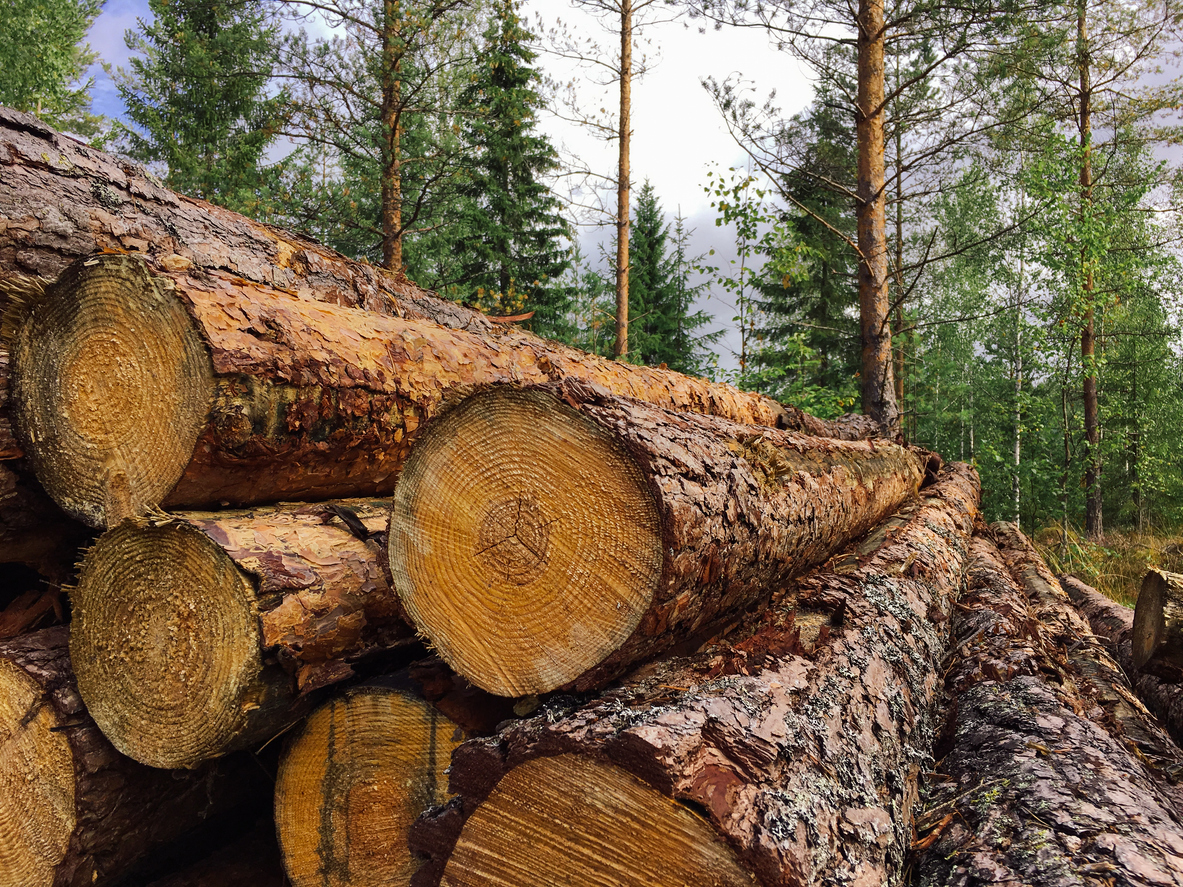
[4,109,1183,887]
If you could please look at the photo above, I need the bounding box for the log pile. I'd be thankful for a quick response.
[2,109,1183,887]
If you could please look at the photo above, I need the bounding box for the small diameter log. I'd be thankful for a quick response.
[1132,568,1183,679]
[276,665,512,887]
[5,256,851,531]
[389,385,924,697]
[913,530,1183,885]
[1063,573,1183,751]
[410,463,980,887]
[69,501,414,769]
[0,626,263,887]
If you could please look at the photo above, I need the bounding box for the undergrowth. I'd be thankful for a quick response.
[1031,522,1183,608]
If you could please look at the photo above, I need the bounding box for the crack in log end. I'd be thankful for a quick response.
[475,496,551,585]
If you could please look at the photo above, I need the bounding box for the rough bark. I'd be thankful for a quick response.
[69,500,416,768]
[1063,573,1183,749]
[408,462,979,887]
[0,626,265,887]
[389,384,924,697]
[1130,568,1183,679]
[6,253,875,531]
[276,664,513,887]
[913,527,1183,886]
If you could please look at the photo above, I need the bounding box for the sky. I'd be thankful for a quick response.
[80,0,817,365]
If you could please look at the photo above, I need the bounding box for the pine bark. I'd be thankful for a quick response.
[408,462,979,887]
[913,526,1183,885]
[69,500,416,768]
[389,384,925,697]
[1063,573,1183,749]
[0,626,264,887]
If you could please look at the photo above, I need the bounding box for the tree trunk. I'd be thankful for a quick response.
[275,664,513,887]
[7,250,875,531]
[613,0,632,359]
[1078,2,1103,541]
[381,3,404,274]
[0,626,265,887]
[1062,573,1183,749]
[408,462,979,887]
[389,384,924,697]
[69,500,417,768]
[856,0,898,437]
[913,528,1183,884]
[1130,568,1183,678]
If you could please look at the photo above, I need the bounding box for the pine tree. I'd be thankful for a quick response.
[449,0,572,337]
[0,0,104,136]
[114,0,285,215]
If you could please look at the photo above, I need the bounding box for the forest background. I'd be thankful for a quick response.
[6,0,1183,595]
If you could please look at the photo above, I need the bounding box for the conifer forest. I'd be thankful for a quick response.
[7,0,1183,546]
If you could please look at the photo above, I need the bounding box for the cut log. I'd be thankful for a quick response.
[0,626,265,887]
[1132,568,1183,678]
[5,255,868,531]
[69,500,415,768]
[388,384,924,697]
[408,462,979,887]
[276,665,511,887]
[1063,573,1183,750]
[913,528,1183,885]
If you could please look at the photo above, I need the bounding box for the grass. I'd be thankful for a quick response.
[1031,522,1183,608]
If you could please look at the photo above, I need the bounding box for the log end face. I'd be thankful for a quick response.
[389,387,663,697]
[70,520,261,768]
[1133,570,1167,670]
[0,658,75,887]
[9,254,213,528]
[275,686,464,887]
[440,754,757,887]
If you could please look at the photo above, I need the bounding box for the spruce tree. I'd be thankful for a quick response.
[628,181,719,376]
[451,0,572,338]
[114,0,284,215]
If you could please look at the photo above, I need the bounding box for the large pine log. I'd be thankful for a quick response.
[913,528,1183,885]
[389,385,924,697]
[5,254,872,531]
[0,109,878,440]
[0,626,265,887]
[275,665,512,887]
[69,500,415,768]
[408,462,979,887]
[1063,573,1183,750]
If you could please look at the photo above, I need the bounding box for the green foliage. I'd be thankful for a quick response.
[446,0,573,339]
[113,0,284,214]
[0,0,105,136]
[627,182,721,376]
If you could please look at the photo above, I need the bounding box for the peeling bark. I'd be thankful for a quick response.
[912,528,1183,886]
[390,385,924,696]
[409,462,979,887]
